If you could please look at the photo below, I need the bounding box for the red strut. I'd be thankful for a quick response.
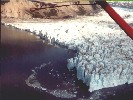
[96,1,133,39]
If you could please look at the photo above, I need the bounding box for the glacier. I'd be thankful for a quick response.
[2,4,133,92]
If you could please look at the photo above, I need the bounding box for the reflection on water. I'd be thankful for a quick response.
[1,24,133,100]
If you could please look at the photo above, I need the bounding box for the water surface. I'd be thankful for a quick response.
[1,24,81,100]
[1,24,133,100]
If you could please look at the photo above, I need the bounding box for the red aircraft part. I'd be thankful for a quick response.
[96,1,133,39]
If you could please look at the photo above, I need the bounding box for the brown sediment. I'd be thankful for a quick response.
[1,0,101,20]
[1,0,35,19]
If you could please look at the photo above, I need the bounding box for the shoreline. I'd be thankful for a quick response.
[1,6,133,92]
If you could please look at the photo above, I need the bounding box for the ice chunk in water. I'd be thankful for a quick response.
[67,58,75,70]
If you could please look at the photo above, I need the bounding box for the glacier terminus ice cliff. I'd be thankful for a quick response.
[2,2,133,92]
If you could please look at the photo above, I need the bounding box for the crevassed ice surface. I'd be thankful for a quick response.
[3,3,133,92]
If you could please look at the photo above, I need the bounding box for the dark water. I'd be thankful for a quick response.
[1,24,133,100]
[0,24,77,100]
[1,24,91,100]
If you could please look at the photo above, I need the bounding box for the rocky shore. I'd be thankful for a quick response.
[2,4,133,92]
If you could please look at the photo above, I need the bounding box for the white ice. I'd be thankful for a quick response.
[2,3,133,92]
